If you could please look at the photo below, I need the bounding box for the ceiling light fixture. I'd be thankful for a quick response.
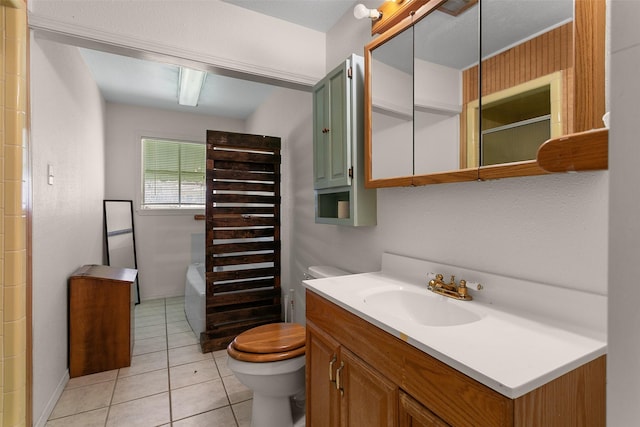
[178,67,207,106]
[353,3,382,20]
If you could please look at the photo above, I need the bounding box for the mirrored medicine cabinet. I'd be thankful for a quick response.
[365,0,606,188]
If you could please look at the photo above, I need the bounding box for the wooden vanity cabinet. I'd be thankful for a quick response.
[305,290,606,427]
[306,321,398,426]
[306,322,341,426]
[399,392,450,427]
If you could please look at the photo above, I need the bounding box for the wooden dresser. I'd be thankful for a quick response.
[69,264,138,378]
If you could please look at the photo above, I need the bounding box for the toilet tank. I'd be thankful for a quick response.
[305,265,350,279]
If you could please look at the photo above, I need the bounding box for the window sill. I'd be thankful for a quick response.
[136,207,205,217]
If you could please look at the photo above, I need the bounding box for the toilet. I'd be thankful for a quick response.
[227,265,349,427]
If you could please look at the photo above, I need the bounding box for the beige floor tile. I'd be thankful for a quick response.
[168,331,199,349]
[166,303,185,313]
[119,350,168,378]
[166,310,187,323]
[166,296,185,305]
[222,374,252,404]
[214,354,233,378]
[170,358,220,390]
[138,298,166,307]
[49,381,115,419]
[65,369,118,389]
[48,297,264,427]
[232,400,252,427]
[45,407,108,427]
[172,406,238,427]
[135,305,165,317]
[135,323,166,340]
[133,335,167,356]
[212,349,228,358]
[135,314,166,328]
[106,392,171,427]
[169,344,211,367]
[167,320,193,334]
[134,306,166,321]
[112,369,169,404]
[134,300,165,316]
[170,379,229,421]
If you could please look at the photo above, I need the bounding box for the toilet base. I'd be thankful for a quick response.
[251,393,297,427]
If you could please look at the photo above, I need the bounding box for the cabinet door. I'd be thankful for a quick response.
[339,347,398,427]
[306,322,341,426]
[313,79,330,189]
[399,391,450,427]
[313,60,352,190]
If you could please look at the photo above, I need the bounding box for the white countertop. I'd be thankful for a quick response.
[303,255,607,399]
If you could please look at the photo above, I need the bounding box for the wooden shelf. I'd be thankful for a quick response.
[536,128,608,173]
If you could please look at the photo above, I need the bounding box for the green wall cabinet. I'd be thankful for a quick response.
[313,54,376,226]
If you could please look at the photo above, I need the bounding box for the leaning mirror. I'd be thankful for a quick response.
[104,200,140,304]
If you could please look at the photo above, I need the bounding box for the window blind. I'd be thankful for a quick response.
[142,138,205,208]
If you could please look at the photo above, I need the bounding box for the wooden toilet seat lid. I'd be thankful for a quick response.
[232,323,305,354]
[227,342,305,363]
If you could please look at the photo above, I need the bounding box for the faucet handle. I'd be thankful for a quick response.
[457,280,468,298]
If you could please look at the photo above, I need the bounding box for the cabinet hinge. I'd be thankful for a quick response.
[348,167,354,178]
[347,67,353,79]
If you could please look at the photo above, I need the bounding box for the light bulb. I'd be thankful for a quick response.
[353,3,381,20]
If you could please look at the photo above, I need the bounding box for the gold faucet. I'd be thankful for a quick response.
[428,274,473,301]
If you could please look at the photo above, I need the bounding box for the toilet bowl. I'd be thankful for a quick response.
[227,323,306,427]
[227,265,350,427]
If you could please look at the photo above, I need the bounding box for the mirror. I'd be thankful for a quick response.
[365,0,605,187]
[104,200,140,304]
[413,2,479,175]
[369,26,414,182]
[477,0,574,167]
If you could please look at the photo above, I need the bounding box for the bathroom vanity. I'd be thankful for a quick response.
[304,254,606,426]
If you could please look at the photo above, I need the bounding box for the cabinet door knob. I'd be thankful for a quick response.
[322,128,331,134]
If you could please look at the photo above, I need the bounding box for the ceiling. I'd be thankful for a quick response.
[79,0,358,120]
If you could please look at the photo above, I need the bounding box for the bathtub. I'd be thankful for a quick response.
[185,262,205,338]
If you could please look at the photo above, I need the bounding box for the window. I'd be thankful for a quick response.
[141,138,206,209]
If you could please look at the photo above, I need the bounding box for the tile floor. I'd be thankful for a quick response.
[46,297,253,426]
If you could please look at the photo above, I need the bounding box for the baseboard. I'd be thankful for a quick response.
[34,369,69,427]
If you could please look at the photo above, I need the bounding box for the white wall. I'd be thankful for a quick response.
[608,0,640,424]
[30,37,107,425]
[104,103,245,300]
[245,87,313,322]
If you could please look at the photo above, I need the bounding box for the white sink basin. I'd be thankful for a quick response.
[363,289,483,327]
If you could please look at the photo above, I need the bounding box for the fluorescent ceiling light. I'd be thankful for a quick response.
[178,67,207,106]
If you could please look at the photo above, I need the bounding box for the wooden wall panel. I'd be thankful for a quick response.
[463,22,574,114]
